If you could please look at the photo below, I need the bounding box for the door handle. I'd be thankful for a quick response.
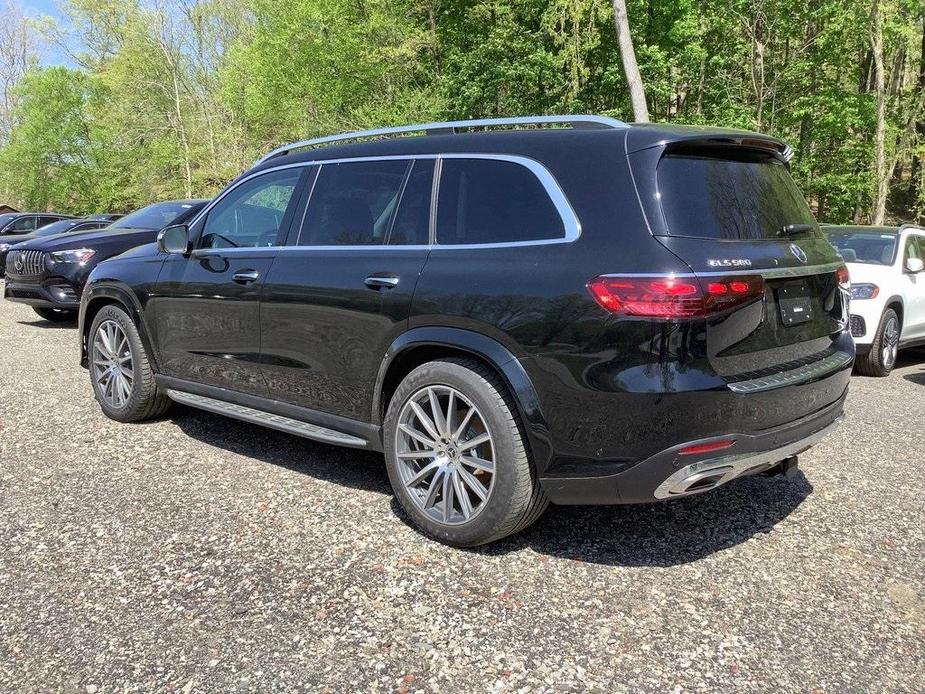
[365,275,399,290]
[233,270,260,284]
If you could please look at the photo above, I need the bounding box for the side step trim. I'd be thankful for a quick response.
[166,389,368,448]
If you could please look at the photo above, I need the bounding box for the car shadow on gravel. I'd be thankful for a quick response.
[171,405,391,495]
[16,319,78,330]
[479,472,814,567]
[171,404,813,567]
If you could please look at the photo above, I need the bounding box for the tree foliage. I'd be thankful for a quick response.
[0,0,923,225]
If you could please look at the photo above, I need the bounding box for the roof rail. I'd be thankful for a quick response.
[254,114,628,166]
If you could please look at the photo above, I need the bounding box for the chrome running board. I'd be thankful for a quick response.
[653,417,842,499]
[165,389,368,448]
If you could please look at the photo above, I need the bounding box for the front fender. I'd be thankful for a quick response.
[79,281,157,370]
[373,327,554,471]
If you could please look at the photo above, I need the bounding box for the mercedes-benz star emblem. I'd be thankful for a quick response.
[13,254,24,273]
[789,243,808,264]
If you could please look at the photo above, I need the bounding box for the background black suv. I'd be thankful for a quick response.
[5,200,206,322]
[0,215,122,278]
[78,115,852,546]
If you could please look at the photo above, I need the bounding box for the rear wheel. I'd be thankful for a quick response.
[88,304,170,422]
[33,307,76,322]
[383,358,547,547]
[856,308,900,377]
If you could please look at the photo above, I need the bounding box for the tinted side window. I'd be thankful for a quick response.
[39,216,61,227]
[436,159,565,245]
[388,159,433,245]
[300,160,409,246]
[200,168,302,249]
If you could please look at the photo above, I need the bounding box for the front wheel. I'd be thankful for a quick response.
[33,307,76,322]
[88,304,170,422]
[383,358,547,547]
[856,308,900,377]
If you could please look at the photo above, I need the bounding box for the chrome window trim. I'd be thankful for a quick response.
[191,153,581,251]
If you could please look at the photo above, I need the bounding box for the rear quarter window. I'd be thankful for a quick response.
[436,158,565,245]
[657,149,816,240]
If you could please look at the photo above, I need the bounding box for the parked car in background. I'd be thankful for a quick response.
[4,200,206,322]
[824,224,925,376]
[0,212,74,239]
[0,215,123,278]
[78,115,852,546]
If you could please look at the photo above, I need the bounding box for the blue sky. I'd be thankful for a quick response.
[20,0,73,65]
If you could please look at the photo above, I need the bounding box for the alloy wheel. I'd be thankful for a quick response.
[881,315,899,369]
[395,385,496,526]
[92,319,135,408]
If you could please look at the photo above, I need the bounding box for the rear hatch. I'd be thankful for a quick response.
[628,134,850,379]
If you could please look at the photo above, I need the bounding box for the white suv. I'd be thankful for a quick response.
[824,224,925,376]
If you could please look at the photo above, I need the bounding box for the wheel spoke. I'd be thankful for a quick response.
[453,472,473,519]
[445,391,457,439]
[451,408,475,441]
[457,466,489,500]
[458,432,491,453]
[398,423,436,448]
[428,387,447,434]
[442,469,454,522]
[461,455,494,473]
[422,468,444,509]
[409,401,441,442]
[405,460,440,487]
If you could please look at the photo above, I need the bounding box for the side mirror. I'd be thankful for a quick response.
[906,257,924,274]
[157,224,190,255]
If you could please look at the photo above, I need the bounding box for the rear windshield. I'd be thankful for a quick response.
[657,149,816,240]
[826,232,897,266]
[110,201,198,230]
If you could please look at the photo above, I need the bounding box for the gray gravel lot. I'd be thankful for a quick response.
[0,296,923,693]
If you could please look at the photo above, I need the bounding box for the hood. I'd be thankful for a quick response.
[13,227,157,252]
[845,261,895,284]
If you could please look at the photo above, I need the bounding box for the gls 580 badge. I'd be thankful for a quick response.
[707,258,753,268]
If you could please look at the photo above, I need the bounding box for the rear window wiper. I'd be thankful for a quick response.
[780,223,816,237]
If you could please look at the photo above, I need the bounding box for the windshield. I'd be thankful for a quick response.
[657,149,817,240]
[110,201,198,230]
[35,220,83,236]
[826,232,898,266]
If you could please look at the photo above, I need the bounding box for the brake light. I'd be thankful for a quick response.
[587,274,764,318]
[679,439,736,456]
[836,265,850,288]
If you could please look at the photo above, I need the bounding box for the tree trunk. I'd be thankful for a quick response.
[870,1,889,225]
[612,0,649,122]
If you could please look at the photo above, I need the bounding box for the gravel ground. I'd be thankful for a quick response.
[0,296,923,693]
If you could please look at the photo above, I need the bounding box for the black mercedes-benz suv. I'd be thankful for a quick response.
[5,200,206,322]
[77,115,853,546]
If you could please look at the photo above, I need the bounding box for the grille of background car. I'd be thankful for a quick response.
[6,250,45,278]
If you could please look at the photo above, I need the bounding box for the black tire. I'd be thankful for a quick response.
[33,306,76,322]
[383,357,548,547]
[87,304,170,422]
[855,308,900,377]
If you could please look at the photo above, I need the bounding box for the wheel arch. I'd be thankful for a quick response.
[80,283,157,370]
[374,328,553,469]
[882,295,904,328]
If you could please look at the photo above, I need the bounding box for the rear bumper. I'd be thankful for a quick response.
[3,278,81,309]
[540,386,847,505]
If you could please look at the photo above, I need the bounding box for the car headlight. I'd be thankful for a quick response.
[49,248,96,264]
[0,243,11,252]
[850,283,879,300]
